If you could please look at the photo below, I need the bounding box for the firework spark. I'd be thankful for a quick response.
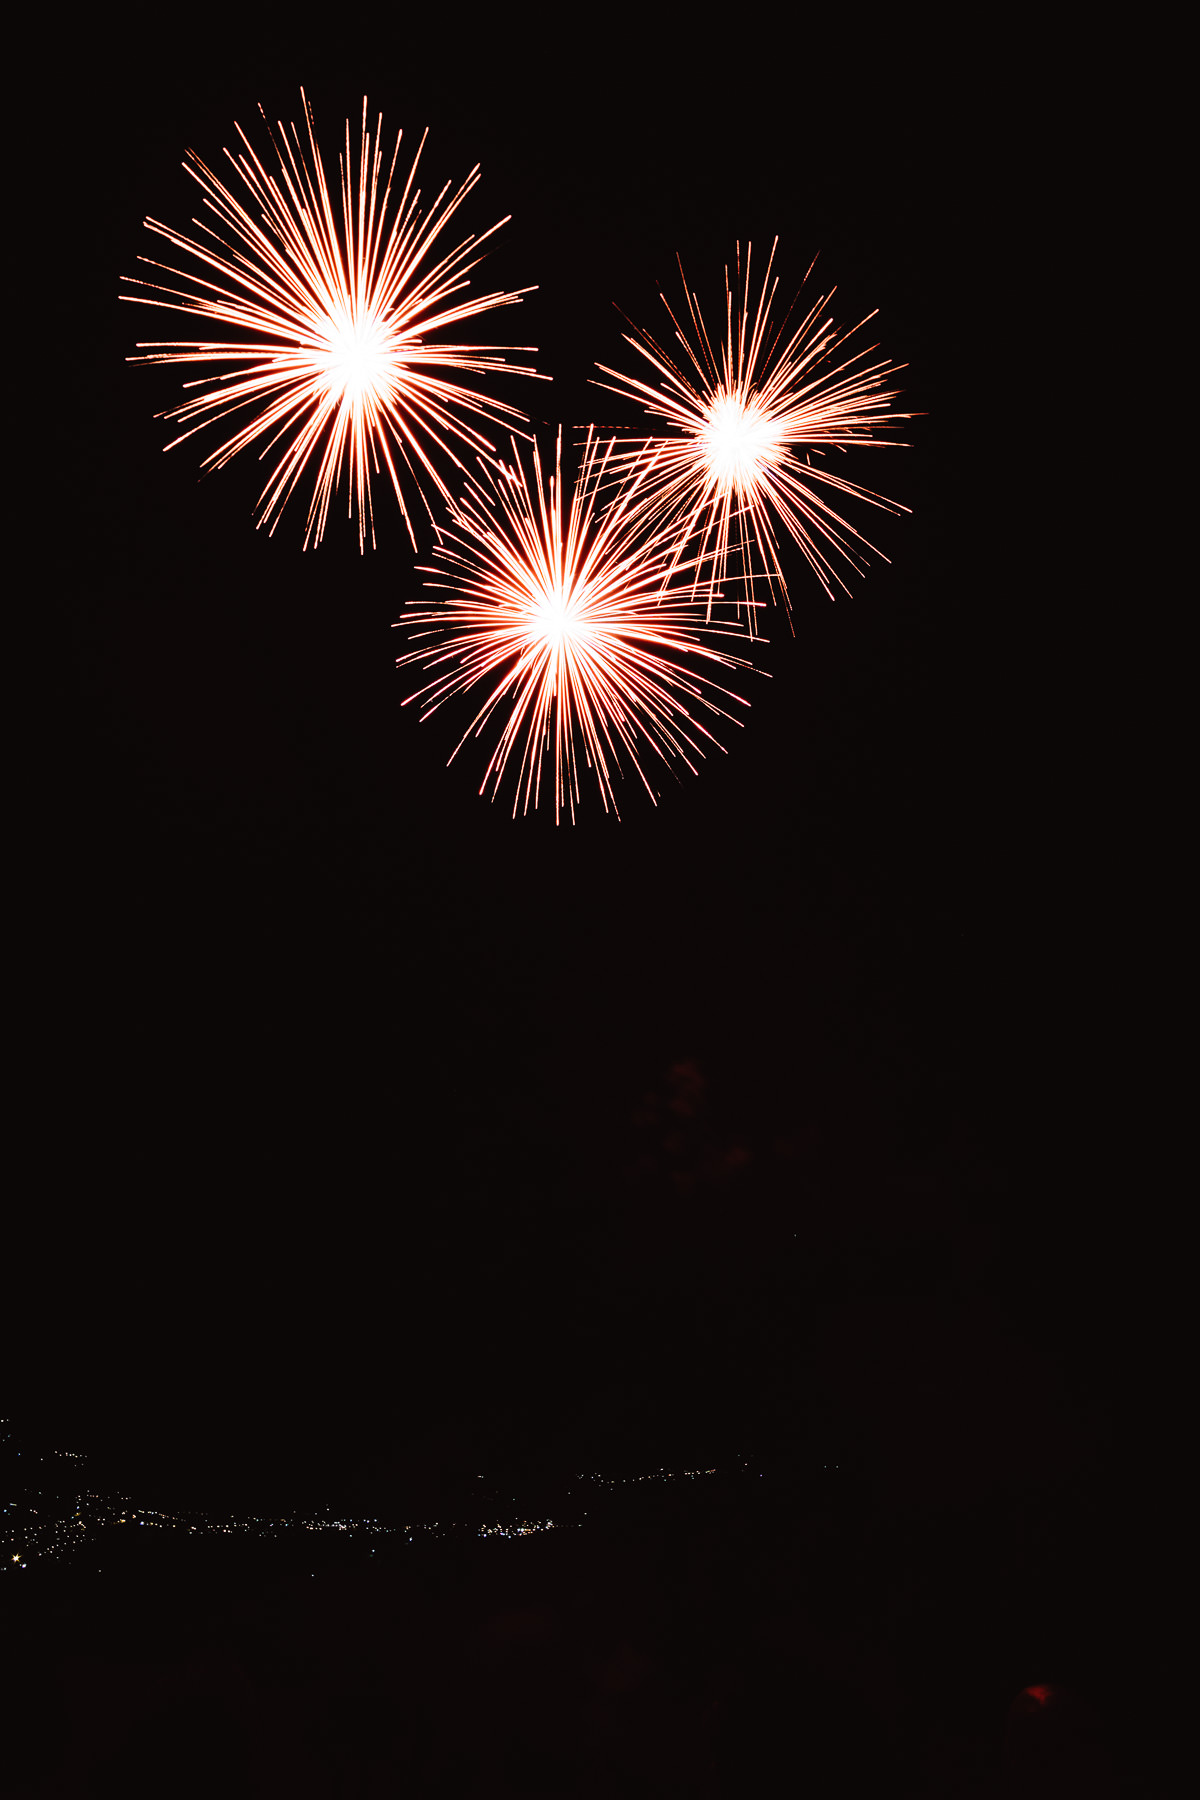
[396,429,759,821]
[121,92,545,550]
[594,239,912,625]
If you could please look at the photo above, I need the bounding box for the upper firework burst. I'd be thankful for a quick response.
[595,239,912,626]
[121,92,544,551]
[397,429,758,823]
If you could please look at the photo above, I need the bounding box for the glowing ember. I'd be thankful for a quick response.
[595,238,912,626]
[121,92,544,550]
[396,429,759,821]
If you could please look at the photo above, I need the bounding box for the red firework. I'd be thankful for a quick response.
[121,91,545,550]
[396,429,760,821]
[595,238,912,626]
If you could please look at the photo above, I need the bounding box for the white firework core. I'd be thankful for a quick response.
[700,392,784,496]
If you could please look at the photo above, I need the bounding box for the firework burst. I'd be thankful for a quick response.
[121,92,544,550]
[396,429,759,822]
[594,238,912,626]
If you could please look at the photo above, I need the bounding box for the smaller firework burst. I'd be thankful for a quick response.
[396,429,760,821]
[121,92,544,550]
[595,239,912,626]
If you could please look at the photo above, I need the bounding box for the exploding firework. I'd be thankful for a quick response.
[121,92,544,550]
[594,239,912,625]
[396,429,759,821]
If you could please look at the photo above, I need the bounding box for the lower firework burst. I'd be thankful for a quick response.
[396,429,759,822]
[595,239,912,626]
[121,91,544,550]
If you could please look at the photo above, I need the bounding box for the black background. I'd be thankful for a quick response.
[26,8,1094,1494]
[16,10,1160,1772]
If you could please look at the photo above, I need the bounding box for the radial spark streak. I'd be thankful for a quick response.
[595,239,912,625]
[397,431,759,821]
[121,92,544,549]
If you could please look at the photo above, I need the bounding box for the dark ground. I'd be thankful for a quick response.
[1,1445,1149,1796]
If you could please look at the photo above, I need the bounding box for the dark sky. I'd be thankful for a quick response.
[17,16,1136,1531]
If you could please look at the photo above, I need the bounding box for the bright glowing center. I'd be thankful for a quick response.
[536,583,575,652]
[700,392,780,494]
[322,308,390,405]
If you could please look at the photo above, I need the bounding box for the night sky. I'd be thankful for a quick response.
[12,14,1161,1790]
